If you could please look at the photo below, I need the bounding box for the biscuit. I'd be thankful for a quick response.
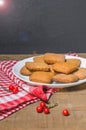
[73,68,86,80]
[20,66,32,76]
[49,65,56,74]
[25,62,50,71]
[33,55,45,63]
[66,59,81,67]
[53,74,79,83]
[43,53,65,64]
[52,61,79,74]
[29,71,53,83]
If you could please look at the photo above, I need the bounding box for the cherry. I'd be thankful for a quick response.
[62,109,69,116]
[12,87,19,94]
[40,102,46,108]
[36,106,43,113]
[36,102,58,114]
[44,107,50,114]
[9,85,19,94]
[9,85,15,91]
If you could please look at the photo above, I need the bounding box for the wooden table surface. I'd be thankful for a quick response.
[0,53,86,130]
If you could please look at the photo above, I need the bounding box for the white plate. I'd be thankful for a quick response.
[12,55,86,88]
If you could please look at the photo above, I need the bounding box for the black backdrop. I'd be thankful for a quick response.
[0,0,86,54]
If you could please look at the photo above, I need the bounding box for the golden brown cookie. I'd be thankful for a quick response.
[53,74,79,83]
[43,53,65,64]
[49,65,57,75]
[25,62,50,71]
[20,66,32,76]
[66,59,81,67]
[29,71,53,83]
[33,55,45,63]
[73,68,86,80]
[52,61,79,74]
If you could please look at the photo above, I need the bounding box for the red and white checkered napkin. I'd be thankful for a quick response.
[0,60,56,120]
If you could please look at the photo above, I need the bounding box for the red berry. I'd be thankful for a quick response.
[9,85,15,91]
[62,109,69,116]
[12,87,19,94]
[40,102,46,108]
[36,106,43,113]
[44,107,50,114]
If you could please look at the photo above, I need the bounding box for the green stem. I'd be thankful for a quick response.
[48,103,58,109]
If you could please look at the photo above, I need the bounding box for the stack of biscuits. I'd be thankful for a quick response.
[20,53,86,84]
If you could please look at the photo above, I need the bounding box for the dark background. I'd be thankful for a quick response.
[0,0,86,54]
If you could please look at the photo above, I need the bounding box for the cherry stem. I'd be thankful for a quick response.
[48,103,58,109]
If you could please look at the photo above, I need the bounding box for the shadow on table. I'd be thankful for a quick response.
[60,83,86,92]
